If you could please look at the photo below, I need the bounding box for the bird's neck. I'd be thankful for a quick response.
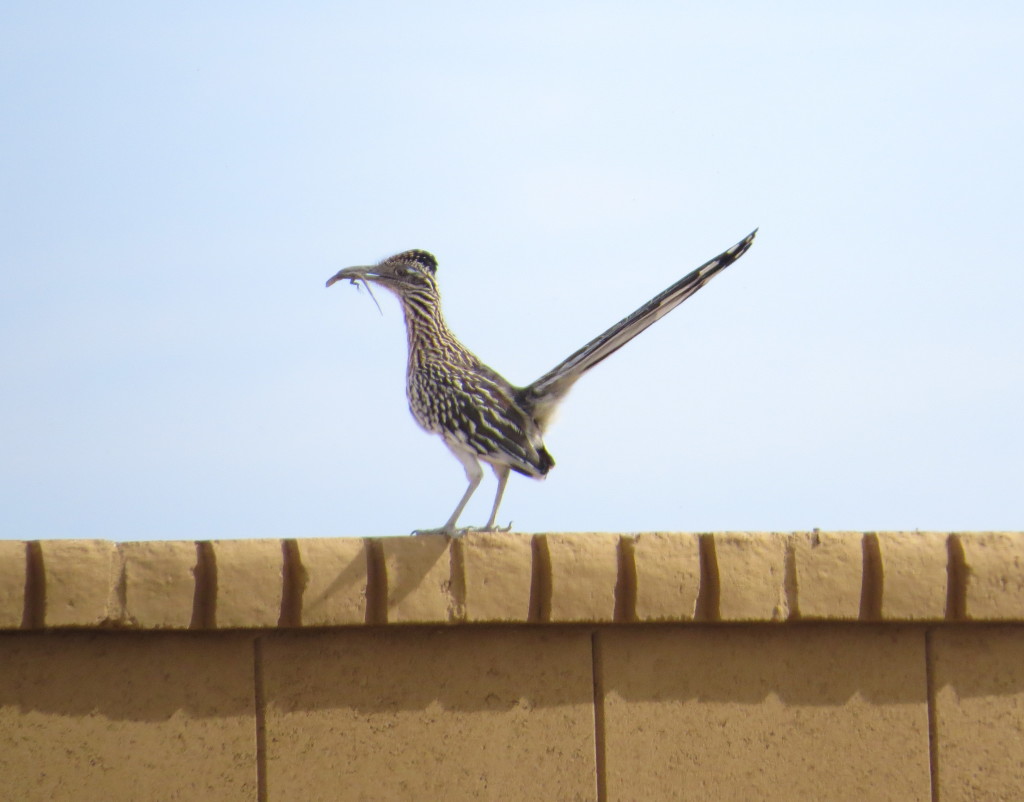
[401,295,460,369]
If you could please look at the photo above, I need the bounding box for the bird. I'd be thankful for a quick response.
[327,229,757,535]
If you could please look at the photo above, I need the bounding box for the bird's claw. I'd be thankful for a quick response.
[460,521,514,535]
[411,527,457,537]
[410,521,514,538]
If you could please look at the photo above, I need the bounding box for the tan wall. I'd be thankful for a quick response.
[1,532,1023,800]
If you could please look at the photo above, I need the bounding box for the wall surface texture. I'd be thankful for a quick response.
[1,531,1023,801]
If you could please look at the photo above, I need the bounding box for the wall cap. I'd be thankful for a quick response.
[1,532,1021,629]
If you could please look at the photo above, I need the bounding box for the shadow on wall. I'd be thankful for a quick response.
[600,626,923,707]
[2,624,1024,723]
[261,628,595,715]
[599,625,1024,707]
[0,632,256,721]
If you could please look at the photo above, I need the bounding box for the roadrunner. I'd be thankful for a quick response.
[327,229,757,534]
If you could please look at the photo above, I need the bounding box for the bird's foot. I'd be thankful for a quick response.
[411,527,457,537]
[463,521,514,534]
[411,521,513,537]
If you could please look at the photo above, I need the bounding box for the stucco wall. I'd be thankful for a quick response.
[1,532,1023,800]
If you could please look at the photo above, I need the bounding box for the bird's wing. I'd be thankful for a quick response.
[519,228,757,429]
[420,364,554,477]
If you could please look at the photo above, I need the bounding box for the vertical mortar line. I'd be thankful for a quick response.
[529,535,552,623]
[253,635,268,802]
[278,539,304,627]
[111,544,128,625]
[591,629,608,802]
[783,535,799,620]
[945,534,966,620]
[614,536,637,623]
[22,541,45,629]
[924,628,940,802]
[365,539,387,625]
[695,534,720,622]
[190,541,217,630]
[859,533,883,621]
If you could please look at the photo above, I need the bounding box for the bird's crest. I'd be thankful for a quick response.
[387,249,438,274]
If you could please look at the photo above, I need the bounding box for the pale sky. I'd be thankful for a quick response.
[2,3,1022,540]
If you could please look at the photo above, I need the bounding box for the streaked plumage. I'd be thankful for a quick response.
[327,229,757,534]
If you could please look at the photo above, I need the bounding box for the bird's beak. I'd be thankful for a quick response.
[325,265,376,289]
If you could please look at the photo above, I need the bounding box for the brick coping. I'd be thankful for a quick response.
[0,532,1021,629]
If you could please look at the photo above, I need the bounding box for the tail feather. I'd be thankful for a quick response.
[517,228,757,429]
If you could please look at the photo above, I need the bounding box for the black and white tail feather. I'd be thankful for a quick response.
[518,229,757,429]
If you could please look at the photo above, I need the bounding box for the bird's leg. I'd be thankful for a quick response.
[481,464,512,532]
[413,447,483,537]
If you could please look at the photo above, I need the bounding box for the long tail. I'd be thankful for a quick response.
[517,228,757,429]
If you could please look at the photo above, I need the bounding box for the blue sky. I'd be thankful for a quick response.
[2,3,1021,540]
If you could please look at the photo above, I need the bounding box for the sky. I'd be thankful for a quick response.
[1,3,1022,540]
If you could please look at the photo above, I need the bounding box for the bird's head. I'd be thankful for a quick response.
[325,249,439,298]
